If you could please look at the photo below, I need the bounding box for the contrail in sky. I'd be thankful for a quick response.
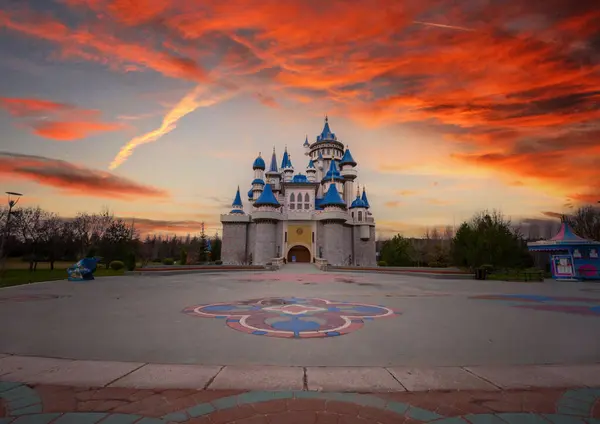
[413,21,476,32]
[109,85,233,170]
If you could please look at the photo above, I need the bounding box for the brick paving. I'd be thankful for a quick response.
[1,380,600,424]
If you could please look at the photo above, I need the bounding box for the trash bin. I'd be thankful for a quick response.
[475,268,488,280]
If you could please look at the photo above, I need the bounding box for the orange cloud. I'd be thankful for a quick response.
[33,121,124,141]
[397,190,419,196]
[0,151,168,199]
[384,201,403,208]
[3,0,599,205]
[0,96,124,140]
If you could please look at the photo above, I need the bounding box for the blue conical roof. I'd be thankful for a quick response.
[320,182,346,208]
[254,183,281,207]
[317,116,336,141]
[281,149,290,169]
[303,135,310,147]
[247,188,253,199]
[232,187,243,207]
[268,148,278,173]
[253,154,265,170]
[361,187,370,208]
[323,159,344,181]
[340,148,357,167]
[307,159,315,169]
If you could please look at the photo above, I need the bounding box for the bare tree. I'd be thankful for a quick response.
[568,206,600,241]
[13,207,56,271]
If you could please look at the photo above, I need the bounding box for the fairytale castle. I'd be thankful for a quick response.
[220,117,376,266]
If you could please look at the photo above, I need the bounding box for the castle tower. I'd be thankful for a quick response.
[251,153,266,202]
[350,186,369,239]
[252,183,282,264]
[221,187,251,264]
[281,147,294,182]
[265,147,282,200]
[303,135,310,156]
[306,159,317,183]
[322,160,344,197]
[317,178,348,266]
[340,146,357,207]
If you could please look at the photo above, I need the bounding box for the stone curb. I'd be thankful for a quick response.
[1,355,600,392]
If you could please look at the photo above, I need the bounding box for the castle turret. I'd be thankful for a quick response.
[303,135,310,156]
[252,183,282,265]
[281,147,294,182]
[362,186,371,215]
[230,186,245,214]
[350,186,369,240]
[265,147,282,199]
[316,178,347,266]
[340,146,357,207]
[221,186,251,265]
[322,159,344,197]
[306,159,317,183]
[251,153,265,201]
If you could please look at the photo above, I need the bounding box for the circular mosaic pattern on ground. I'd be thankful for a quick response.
[182,297,399,338]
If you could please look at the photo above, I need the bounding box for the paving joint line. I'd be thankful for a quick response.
[460,366,503,390]
[203,365,224,390]
[104,362,148,387]
[383,367,408,392]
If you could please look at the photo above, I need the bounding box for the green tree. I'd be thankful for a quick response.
[380,234,414,266]
[198,223,207,263]
[211,235,222,261]
[451,210,530,270]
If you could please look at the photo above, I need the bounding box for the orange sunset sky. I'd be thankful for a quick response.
[0,0,598,238]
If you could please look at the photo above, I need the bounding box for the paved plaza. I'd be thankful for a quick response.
[1,264,599,367]
[1,264,600,423]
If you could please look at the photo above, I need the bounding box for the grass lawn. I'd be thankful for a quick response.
[0,267,125,288]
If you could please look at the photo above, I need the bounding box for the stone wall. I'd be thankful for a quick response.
[323,221,345,266]
[222,223,248,265]
[353,226,377,266]
[253,221,277,265]
[315,221,326,258]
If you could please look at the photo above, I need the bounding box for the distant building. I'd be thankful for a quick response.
[220,117,376,266]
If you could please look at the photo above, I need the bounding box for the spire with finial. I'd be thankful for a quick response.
[267,146,278,173]
[230,186,244,214]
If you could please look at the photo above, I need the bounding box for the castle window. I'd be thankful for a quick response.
[290,203,295,210]
[297,203,302,210]
[304,203,309,210]
[312,232,315,242]
[290,193,295,203]
[304,193,310,202]
[358,211,363,221]
[352,212,355,218]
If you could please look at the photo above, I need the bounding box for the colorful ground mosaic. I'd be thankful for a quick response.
[0,294,69,303]
[472,294,600,317]
[182,297,398,338]
[1,380,599,424]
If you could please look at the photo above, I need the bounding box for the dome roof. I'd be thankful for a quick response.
[350,196,366,209]
[292,174,309,183]
[247,188,253,199]
[252,178,265,185]
[253,154,265,170]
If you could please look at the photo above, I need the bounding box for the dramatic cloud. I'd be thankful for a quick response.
[0,152,168,199]
[1,0,599,204]
[0,96,124,140]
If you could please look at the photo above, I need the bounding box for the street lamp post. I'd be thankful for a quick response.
[0,192,23,268]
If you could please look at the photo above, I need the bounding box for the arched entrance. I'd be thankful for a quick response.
[287,245,311,263]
